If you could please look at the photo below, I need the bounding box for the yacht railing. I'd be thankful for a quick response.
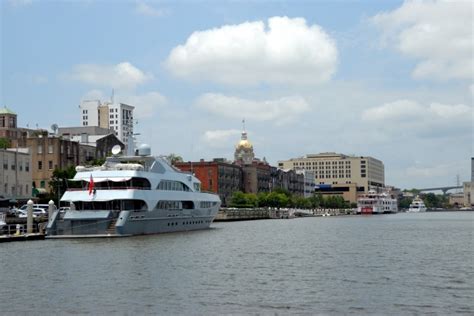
[67,187,150,191]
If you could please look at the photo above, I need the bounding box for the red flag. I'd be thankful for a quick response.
[88,174,95,195]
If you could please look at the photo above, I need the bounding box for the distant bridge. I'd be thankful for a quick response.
[418,186,463,195]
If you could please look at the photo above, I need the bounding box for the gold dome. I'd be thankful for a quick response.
[236,139,253,149]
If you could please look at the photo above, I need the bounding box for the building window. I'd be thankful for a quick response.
[37,145,43,154]
[40,181,45,188]
[38,161,43,170]
[49,161,53,170]
[48,144,53,154]
[25,162,29,172]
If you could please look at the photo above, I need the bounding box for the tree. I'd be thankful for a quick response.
[89,158,105,166]
[266,192,289,209]
[49,166,77,205]
[257,192,268,207]
[308,193,324,208]
[167,153,183,165]
[246,193,258,207]
[229,191,258,208]
[398,197,412,209]
[0,138,11,149]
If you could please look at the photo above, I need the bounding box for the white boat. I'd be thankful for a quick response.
[407,196,427,212]
[46,144,221,238]
[357,190,398,215]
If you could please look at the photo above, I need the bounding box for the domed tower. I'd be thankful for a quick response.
[234,120,255,165]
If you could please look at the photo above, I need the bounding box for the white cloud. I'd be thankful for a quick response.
[165,16,337,85]
[195,93,310,125]
[361,99,423,121]
[82,89,106,101]
[201,129,241,149]
[135,2,168,17]
[120,92,167,119]
[69,62,152,89]
[372,0,473,80]
[363,100,471,121]
[362,99,472,137]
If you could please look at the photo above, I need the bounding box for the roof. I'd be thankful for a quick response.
[0,106,16,115]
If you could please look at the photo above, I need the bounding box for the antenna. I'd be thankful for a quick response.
[242,118,246,132]
[111,89,115,104]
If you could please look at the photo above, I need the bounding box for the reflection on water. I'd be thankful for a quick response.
[1,212,473,314]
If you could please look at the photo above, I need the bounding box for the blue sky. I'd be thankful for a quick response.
[1,0,473,189]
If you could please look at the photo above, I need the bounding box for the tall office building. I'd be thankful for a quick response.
[79,100,134,145]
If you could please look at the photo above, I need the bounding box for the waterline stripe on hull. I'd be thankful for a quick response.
[46,234,132,239]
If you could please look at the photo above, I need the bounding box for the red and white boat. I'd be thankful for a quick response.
[357,190,398,215]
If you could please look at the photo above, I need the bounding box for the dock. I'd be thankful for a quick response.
[0,233,45,243]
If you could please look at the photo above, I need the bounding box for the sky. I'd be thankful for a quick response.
[1,0,473,190]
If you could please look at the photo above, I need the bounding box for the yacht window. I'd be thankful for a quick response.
[155,201,182,210]
[157,180,190,191]
[72,199,147,211]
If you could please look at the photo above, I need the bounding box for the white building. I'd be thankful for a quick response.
[0,148,32,199]
[79,100,134,145]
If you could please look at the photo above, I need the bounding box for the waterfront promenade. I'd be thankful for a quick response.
[215,207,356,221]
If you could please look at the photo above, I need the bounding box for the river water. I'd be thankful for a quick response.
[1,212,473,315]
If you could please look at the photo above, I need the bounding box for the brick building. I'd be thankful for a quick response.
[174,159,242,206]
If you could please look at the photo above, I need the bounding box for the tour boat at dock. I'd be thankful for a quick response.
[46,144,221,238]
[356,190,398,215]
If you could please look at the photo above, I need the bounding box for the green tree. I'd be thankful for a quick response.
[308,193,324,208]
[257,192,268,207]
[246,193,258,207]
[0,138,11,149]
[49,166,77,205]
[167,153,184,165]
[89,158,106,166]
[398,197,412,209]
[294,196,310,209]
[422,193,439,208]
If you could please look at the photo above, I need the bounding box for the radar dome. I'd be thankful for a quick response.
[138,144,151,156]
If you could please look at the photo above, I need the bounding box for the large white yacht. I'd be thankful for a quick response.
[46,145,221,238]
[407,196,427,213]
[357,190,398,215]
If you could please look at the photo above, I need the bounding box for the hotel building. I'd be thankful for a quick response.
[278,153,385,202]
